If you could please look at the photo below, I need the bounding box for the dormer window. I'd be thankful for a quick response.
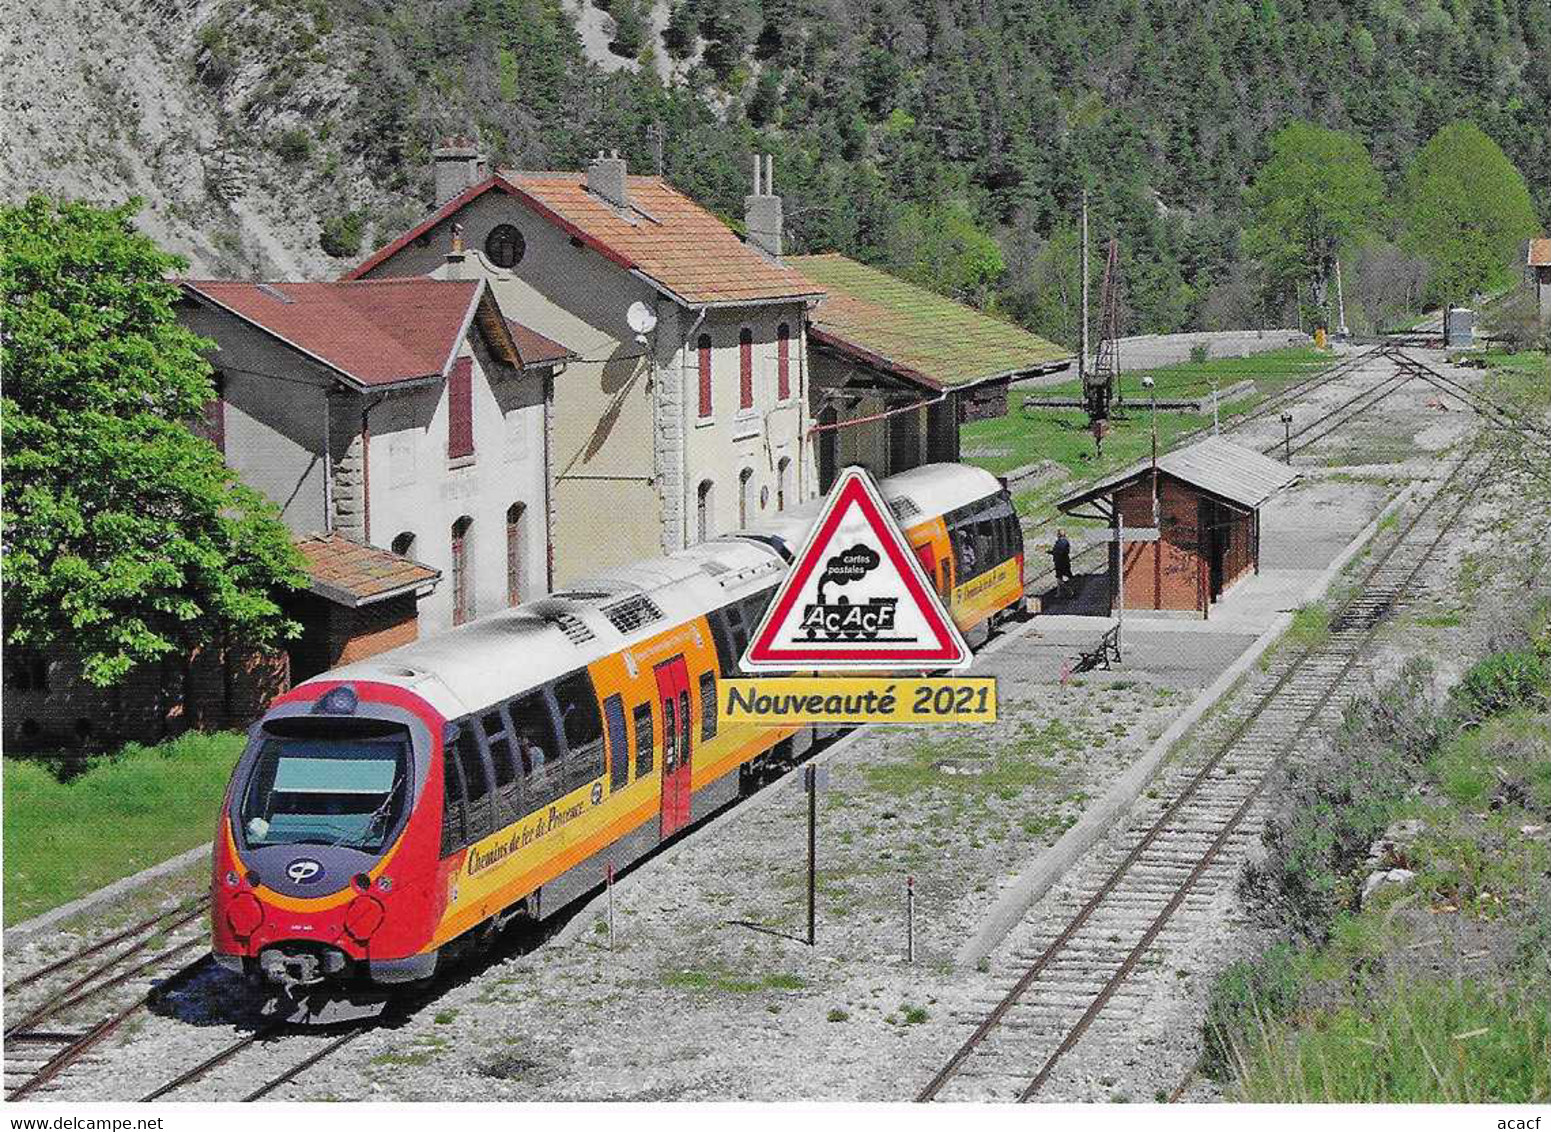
[485,224,526,268]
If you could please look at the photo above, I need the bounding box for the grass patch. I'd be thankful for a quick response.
[1286,603,1331,652]
[861,726,1068,797]
[963,347,1331,479]
[663,969,806,994]
[1228,976,1551,1102]
[3,730,247,924]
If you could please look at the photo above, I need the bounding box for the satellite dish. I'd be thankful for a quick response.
[626,301,658,336]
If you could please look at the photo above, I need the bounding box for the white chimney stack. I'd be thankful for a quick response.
[744,153,782,257]
[587,149,629,209]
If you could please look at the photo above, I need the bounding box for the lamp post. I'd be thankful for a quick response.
[1143,375,1158,526]
[1280,411,1294,463]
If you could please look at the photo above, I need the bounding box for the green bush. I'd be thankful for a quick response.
[1241,660,1444,939]
[1451,650,1547,723]
[1202,942,1303,1080]
[1189,341,1211,364]
[1232,976,1551,1102]
[275,127,312,163]
[320,209,366,258]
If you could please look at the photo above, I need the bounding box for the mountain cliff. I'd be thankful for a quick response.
[4,0,1548,335]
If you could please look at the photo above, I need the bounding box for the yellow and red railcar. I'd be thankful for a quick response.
[211,464,1024,993]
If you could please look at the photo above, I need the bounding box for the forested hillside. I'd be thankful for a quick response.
[6,0,1548,341]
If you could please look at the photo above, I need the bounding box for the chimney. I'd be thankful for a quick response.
[744,153,782,257]
[432,136,483,206]
[587,149,629,209]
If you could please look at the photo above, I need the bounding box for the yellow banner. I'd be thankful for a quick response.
[721,677,996,725]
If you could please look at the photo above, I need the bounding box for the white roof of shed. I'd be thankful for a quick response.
[1057,436,1299,512]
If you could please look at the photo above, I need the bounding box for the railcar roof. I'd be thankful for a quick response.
[306,536,786,719]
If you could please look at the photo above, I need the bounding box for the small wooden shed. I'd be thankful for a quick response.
[1055,437,1299,617]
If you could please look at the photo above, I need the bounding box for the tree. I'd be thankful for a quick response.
[1,197,306,686]
[1400,122,1539,307]
[1244,122,1384,327]
[885,200,1005,307]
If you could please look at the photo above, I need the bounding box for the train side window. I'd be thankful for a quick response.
[440,725,467,856]
[662,695,677,772]
[975,514,996,570]
[740,588,774,637]
[480,707,523,817]
[678,690,691,765]
[699,671,717,741]
[633,703,654,777]
[604,694,629,792]
[708,609,740,678]
[510,689,563,809]
[951,522,977,580]
[553,669,604,794]
[453,725,494,844]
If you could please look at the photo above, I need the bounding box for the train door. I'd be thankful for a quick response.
[654,656,693,838]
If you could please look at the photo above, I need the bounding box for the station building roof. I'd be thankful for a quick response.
[789,253,1070,392]
[344,172,825,308]
[295,533,441,607]
[1056,436,1300,515]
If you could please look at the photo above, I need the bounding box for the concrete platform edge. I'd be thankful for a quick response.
[5,841,213,948]
[953,479,1420,967]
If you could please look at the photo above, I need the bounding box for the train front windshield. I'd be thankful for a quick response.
[238,720,410,852]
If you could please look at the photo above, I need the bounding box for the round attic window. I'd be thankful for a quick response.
[484,224,526,269]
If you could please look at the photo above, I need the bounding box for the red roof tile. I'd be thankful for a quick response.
[1529,238,1551,267]
[183,278,483,387]
[294,533,440,606]
[345,174,824,308]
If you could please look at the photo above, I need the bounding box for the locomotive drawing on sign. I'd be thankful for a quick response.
[801,543,899,641]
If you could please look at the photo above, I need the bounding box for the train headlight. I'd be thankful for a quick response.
[225,871,240,887]
[226,891,264,938]
[344,895,386,942]
[376,876,394,893]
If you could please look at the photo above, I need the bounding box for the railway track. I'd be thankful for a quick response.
[4,895,216,1100]
[918,448,1488,1102]
[1021,345,1399,595]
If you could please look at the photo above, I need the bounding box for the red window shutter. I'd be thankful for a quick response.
[739,328,753,410]
[447,357,474,459]
[777,324,790,401]
[697,334,712,418]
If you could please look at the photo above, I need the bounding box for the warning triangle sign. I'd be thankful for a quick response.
[742,467,971,670]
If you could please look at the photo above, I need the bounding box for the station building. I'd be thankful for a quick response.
[1055,436,1298,617]
[344,143,826,584]
[178,276,570,637]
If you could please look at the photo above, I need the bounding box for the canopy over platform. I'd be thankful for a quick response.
[1056,436,1299,518]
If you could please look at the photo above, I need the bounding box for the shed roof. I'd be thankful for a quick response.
[181,277,533,388]
[788,253,1070,391]
[1529,238,1551,267]
[504,318,576,368]
[295,533,441,607]
[1056,436,1300,514]
[345,173,824,308]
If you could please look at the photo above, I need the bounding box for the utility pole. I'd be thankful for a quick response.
[806,764,817,946]
[1334,257,1349,339]
[1080,188,1090,390]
